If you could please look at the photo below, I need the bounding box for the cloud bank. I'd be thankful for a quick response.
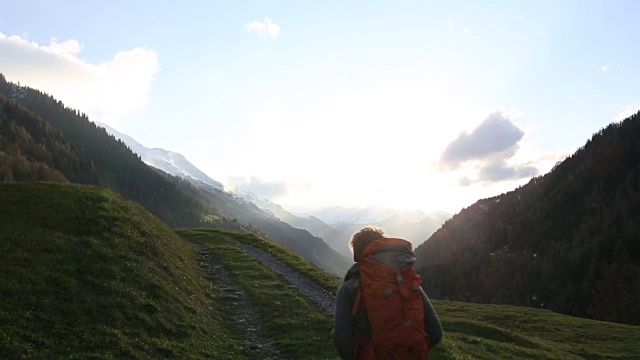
[244,17,280,38]
[227,176,289,199]
[0,33,159,129]
[439,111,540,184]
[245,176,290,199]
[227,175,312,201]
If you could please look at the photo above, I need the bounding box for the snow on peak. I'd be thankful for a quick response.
[96,122,225,191]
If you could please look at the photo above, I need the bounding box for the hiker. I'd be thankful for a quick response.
[333,226,443,359]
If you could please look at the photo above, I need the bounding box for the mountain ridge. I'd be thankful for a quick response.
[97,121,225,191]
[415,111,640,325]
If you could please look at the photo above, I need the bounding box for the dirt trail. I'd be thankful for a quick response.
[190,242,284,360]
[190,238,338,359]
[237,243,336,315]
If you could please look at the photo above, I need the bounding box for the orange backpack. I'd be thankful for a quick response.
[351,238,429,360]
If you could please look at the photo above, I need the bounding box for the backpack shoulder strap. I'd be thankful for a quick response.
[352,282,362,315]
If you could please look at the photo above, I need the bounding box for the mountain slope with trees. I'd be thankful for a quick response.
[0,74,350,275]
[191,179,351,275]
[0,74,209,227]
[415,111,640,325]
[0,96,99,184]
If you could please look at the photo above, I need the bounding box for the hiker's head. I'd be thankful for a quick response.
[350,226,386,262]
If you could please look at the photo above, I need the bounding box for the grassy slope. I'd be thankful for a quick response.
[2,183,638,359]
[430,301,640,360]
[0,183,244,359]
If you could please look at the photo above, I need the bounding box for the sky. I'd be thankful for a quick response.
[1,1,639,215]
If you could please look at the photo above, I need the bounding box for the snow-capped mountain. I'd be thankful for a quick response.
[97,122,224,191]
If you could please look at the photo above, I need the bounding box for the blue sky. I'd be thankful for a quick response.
[1,1,639,214]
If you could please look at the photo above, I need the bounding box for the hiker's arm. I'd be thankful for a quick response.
[333,282,356,360]
[421,289,443,349]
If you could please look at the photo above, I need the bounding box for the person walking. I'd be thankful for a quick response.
[333,226,443,359]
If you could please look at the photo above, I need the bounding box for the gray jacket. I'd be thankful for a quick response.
[333,249,443,360]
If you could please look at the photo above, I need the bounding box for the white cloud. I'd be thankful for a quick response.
[244,17,280,38]
[226,175,312,201]
[218,73,483,213]
[437,111,567,185]
[614,105,640,122]
[47,37,82,55]
[439,111,525,170]
[0,32,159,129]
[599,65,608,72]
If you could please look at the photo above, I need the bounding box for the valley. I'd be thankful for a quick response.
[2,73,640,358]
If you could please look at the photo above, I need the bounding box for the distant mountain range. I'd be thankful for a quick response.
[99,123,451,259]
[305,206,451,256]
[254,203,452,258]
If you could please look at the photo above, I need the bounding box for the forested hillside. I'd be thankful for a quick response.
[0,74,210,227]
[415,111,640,325]
[0,96,98,184]
[0,74,350,275]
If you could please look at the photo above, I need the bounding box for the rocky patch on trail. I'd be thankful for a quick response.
[238,243,336,315]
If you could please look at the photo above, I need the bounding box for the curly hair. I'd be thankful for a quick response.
[350,226,386,260]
